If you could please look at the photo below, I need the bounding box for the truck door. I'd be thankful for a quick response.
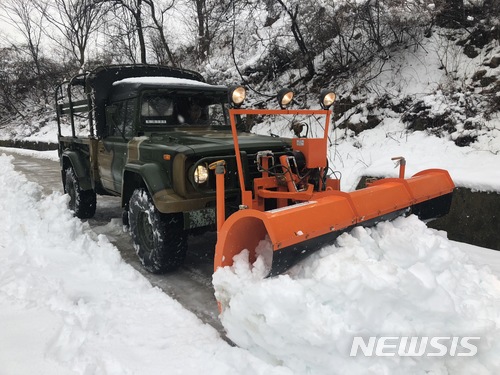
[98,99,135,193]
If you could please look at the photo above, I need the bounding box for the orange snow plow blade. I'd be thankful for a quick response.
[214,170,454,276]
[213,106,455,276]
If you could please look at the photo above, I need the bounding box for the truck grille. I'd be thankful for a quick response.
[190,151,289,194]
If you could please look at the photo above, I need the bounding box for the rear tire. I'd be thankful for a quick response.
[128,188,187,273]
[64,167,96,219]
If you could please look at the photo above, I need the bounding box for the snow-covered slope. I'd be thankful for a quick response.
[250,32,500,192]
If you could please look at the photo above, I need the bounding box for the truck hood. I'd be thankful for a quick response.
[145,128,290,155]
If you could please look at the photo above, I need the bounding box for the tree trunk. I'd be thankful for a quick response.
[195,0,209,59]
[136,0,147,64]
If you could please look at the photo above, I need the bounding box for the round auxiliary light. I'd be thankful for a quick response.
[194,164,209,184]
[319,90,336,109]
[277,88,294,109]
[229,86,246,107]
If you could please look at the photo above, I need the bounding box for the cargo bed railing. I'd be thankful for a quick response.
[55,75,95,139]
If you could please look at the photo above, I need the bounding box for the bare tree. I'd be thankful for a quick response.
[0,0,48,102]
[143,0,177,66]
[101,5,141,63]
[185,0,233,61]
[37,0,108,70]
[105,0,148,64]
[193,0,209,59]
[1,0,45,72]
[0,47,27,118]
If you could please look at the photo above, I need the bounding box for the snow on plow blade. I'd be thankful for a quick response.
[212,104,454,277]
[214,169,454,276]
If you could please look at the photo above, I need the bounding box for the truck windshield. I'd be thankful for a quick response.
[140,93,228,128]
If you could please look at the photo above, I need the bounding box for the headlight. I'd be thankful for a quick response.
[194,164,209,184]
[229,86,246,107]
[319,90,336,109]
[277,88,294,109]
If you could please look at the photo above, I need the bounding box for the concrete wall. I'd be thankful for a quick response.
[429,187,500,250]
[0,140,57,151]
[358,177,500,251]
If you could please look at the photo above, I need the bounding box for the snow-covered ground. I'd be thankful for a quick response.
[328,117,500,192]
[1,149,500,374]
[0,154,291,375]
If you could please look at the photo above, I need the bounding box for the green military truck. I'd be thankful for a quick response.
[55,65,291,273]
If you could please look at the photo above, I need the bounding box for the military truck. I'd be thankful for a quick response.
[55,65,291,273]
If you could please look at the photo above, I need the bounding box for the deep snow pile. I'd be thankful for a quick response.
[213,217,500,374]
[0,154,291,375]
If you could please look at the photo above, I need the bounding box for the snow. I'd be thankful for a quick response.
[328,118,500,192]
[0,146,59,161]
[249,32,500,193]
[0,154,290,375]
[1,148,500,374]
[0,118,61,144]
[113,76,222,88]
[250,108,500,192]
[213,219,500,374]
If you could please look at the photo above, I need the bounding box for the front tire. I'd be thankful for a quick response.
[64,167,96,219]
[128,188,187,273]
